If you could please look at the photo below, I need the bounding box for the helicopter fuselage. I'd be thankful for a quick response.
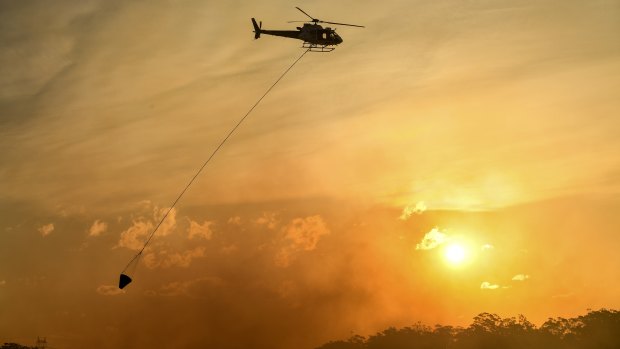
[252,20,343,47]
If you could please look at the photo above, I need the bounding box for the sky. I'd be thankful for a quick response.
[1,0,619,348]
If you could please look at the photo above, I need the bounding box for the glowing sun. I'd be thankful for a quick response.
[444,243,467,265]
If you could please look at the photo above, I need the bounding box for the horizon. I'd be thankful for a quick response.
[5,308,619,348]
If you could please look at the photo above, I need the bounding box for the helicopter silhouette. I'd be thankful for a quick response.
[252,7,364,52]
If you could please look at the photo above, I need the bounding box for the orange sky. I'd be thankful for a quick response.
[1,1,619,348]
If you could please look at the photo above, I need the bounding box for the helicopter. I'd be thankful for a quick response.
[252,7,364,52]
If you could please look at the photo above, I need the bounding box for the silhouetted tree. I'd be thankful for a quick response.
[366,323,445,349]
[572,309,620,349]
[1,344,32,349]
[316,335,366,349]
[314,309,620,349]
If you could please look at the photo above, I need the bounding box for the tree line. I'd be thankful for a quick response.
[1,344,33,349]
[3,309,618,349]
[316,309,620,349]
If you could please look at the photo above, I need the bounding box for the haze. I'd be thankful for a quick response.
[1,0,619,348]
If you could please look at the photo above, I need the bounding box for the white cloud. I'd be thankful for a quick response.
[88,219,108,237]
[480,281,500,290]
[512,274,530,281]
[96,285,125,296]
[188,220,214,240]
[415,228,448,250]
[38,223,54,237]
[481,243,494,250]
[399,201,427,220]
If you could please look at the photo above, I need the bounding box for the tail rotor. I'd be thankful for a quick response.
[251,18,262,39]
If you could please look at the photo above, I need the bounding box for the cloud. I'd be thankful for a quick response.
[415,228,448,250]
[118,218,153,251]
[481,243,494,250]
[188,220,214,240]
[153,207,177,237]
[158,277,223,297]
[227,216,241,225]
[552,292,576,299]
[221,244,238,254]
[38,223,54,237]
[143,246,206,269]
[512,274,530,281]
[88,219,108,237]
[117,206,177,250]
[96,285,125,296]
[275,215,330,267]
[255,212,279,230]
[0,280,6,286]
[118,205,209,268]
[283,216,330,251]
[399,201,427,220]
[480,281,500,290]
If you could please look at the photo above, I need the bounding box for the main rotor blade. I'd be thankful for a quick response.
[320,20,365,28]
[295,7,316,21]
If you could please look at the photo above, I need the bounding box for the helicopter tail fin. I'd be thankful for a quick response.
[251,18,261,39]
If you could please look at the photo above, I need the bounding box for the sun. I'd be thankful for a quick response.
[444,243,467,265]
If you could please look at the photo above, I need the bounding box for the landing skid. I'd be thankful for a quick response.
[302,42,335,52]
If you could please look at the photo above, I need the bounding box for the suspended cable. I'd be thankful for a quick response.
[119,49,311,286]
